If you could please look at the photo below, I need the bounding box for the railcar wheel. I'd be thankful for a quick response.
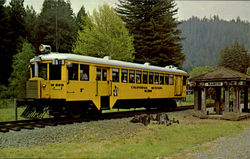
[68,105,82,118]
[168,100,177,110]
[157,99,177,111]
[53,113,61,118]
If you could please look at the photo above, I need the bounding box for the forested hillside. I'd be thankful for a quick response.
[179,16,250,71]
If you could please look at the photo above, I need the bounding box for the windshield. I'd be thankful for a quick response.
[31,63,47,80]
[31,62,61,80]
[49,63,61,80]
[39,63,47,79]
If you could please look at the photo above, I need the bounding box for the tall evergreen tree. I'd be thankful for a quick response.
[116,0,185,67]
[179,16,250,71]
[217,45,229,67]
[76,5,87,31]
[9,0,26,49]
[8,40,35,99]
[247,67,250,76]
[0,0,12,85]
[0,0,25,86]
[24,5,37,45]
[9,0,26,35]
[36,0,76,53]
[73,4,134,61]
[189,66,214,78]
[217,41,249,73]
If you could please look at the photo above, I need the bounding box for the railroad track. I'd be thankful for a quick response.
[0,105,193,133]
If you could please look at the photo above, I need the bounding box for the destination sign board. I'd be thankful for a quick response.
[205,82,223,87]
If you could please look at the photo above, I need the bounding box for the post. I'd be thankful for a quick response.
[238,87,241,113]
[194,87,199,110]
[233,86,239,113]
[14,98,17,121]
[201,87,206,113]
[243,87,249,112]
[224,86,230,114]
[222,87,225,112]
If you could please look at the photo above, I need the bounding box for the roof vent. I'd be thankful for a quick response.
[165,65,177,69]
[144,62,150,66]
[103,56,111,60]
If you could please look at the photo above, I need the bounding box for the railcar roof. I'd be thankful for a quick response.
[31,53,187,74]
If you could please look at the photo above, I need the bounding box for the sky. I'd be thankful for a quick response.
[5,0,250,21]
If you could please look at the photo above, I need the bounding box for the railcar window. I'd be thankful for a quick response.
[49,64,61,80]
[68,63,78,80]
[154,73,159,84]
[39,63,47,80]
[96,68,101,81]
[149,72,153,84]
[121,69,128,83]
[102,69,107,81]
[165,74,169,85]
[136,71,142,84]
[80,64,89,81]
[143,72,148,84]
[129,70,135,83]
[170,75,174,85]
[183,76,187,85]
[160,73,164,85]
[112,68,119,82]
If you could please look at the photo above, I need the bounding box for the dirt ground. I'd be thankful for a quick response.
[165,110,250,159]
[167,110,224,125]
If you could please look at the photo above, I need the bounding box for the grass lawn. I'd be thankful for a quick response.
[0,107,27,122]
[0,119,249,158]
[0,99,27,121]
[1,97,249,158]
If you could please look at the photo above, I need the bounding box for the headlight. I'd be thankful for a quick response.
[39,44,51,53]
[42,84,46,88]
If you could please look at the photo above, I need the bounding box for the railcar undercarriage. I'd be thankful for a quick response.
[18,99,95,119]
[18,98,179,119]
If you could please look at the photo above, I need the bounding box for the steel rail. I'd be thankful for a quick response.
[0,105,194,133]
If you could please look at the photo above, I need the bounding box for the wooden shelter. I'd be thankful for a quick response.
[190,67,250,115]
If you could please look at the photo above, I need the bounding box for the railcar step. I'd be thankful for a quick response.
[100,107,110,110]
[21,105,48,119]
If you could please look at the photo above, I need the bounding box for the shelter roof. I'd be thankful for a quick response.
[190,67,250,82]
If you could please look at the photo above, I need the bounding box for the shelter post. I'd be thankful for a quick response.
[201,87,206,113]
[243,87,249,112]
[233,86,240,113]
[194,87,201,111]
[224,86,230,114]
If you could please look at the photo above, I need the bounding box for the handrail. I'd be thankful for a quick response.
[96,78,98,96]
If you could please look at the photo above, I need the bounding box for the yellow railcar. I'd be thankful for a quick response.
[22,52,188,118]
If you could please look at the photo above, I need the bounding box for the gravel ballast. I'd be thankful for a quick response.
[0,118,145,149]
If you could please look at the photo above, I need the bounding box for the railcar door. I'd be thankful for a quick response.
[96,67,111,96]
[175,75,183,96]
[96,67,111,110]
